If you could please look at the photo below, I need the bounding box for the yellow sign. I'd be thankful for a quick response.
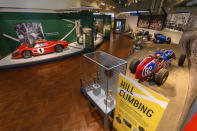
[113,74,169,131]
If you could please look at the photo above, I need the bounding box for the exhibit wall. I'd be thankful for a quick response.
[125,16,138,30]
[137,15,150,28]
[149,15,165,31]
[0,12,78,57]
[135,13,191,44]
[138,28,183,44]
[0,11,95,58]
[164,13,190,31]
[94,15,111,39]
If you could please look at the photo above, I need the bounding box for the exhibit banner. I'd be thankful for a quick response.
[113,74,169,131]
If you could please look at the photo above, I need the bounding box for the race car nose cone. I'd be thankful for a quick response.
[135,68,143,79]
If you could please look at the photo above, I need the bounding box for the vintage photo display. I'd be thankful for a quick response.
[149,15,165,31]
[14,23,45,44]
[164,13,190,31]
[137,15,150,28]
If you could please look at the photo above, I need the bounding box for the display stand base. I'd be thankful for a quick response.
[80,84,115,130]
[0,46,83,70]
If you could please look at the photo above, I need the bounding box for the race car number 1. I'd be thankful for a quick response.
[37,48,45,54]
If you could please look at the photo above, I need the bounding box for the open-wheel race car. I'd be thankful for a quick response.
[12,40,69,58]
[153,33,171,44]
[129,49,176,85]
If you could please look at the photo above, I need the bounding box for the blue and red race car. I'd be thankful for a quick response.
[12,40,68,59]
[153,33,171,44]
[129,49,176,85]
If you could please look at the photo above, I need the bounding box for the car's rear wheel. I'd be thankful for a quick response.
[155,69,169,85]
[22,50,32,58]
[55,45,63,53]
[129,59,140,73]
[166,37,171,44]
[178,54,186,66]
[144,31,149,36]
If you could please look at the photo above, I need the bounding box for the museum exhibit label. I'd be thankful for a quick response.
[113,74,169,131]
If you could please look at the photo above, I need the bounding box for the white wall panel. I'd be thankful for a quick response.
[125,15,138,30]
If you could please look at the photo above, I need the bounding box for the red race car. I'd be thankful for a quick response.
[129,49,176,85]
[12,40,69,58]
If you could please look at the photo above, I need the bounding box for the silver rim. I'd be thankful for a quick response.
[24,51,31,58]
[162,76,167,83]
[56,46,62,52]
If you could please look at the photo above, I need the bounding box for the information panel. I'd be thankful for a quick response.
[113,74,169,131]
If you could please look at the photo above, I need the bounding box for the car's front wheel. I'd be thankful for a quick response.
[22,50,32,58]
[178,54,186,66]
[55,45,63,53]
[155,68,169,85]
[166,37,171,44]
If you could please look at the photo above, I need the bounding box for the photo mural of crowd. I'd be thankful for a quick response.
[164,13,190,31]
[137,13,190,31]
[137,15,150,28]
[137,15,164,30]
[149,15,164,30]
[14,23,45,45]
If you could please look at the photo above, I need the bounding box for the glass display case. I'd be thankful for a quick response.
[103,24,111,38]
[80,51,127,129]
[82,28,93,50]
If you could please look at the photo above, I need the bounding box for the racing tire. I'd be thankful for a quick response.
[178,54,186,66]
[129,59,140,73]
[166,37,171,44]
[22,50,32,59]
[55,45,63,53]
[155,69,169,85]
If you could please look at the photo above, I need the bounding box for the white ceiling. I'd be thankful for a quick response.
[0,0,81,9]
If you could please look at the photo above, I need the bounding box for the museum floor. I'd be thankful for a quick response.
[0,33,133,131]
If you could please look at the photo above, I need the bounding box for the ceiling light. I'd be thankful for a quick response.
[120,11,137,13]
[101,2,105,5]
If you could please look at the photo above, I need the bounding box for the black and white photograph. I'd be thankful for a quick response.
[164,13,190,31]
[14,22,45,44]
[75,20,81,38]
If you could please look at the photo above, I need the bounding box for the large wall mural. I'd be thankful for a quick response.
[164,13,190,31]
[137,15,150,28]
[14,23,44,44]
[149,15,165,31]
